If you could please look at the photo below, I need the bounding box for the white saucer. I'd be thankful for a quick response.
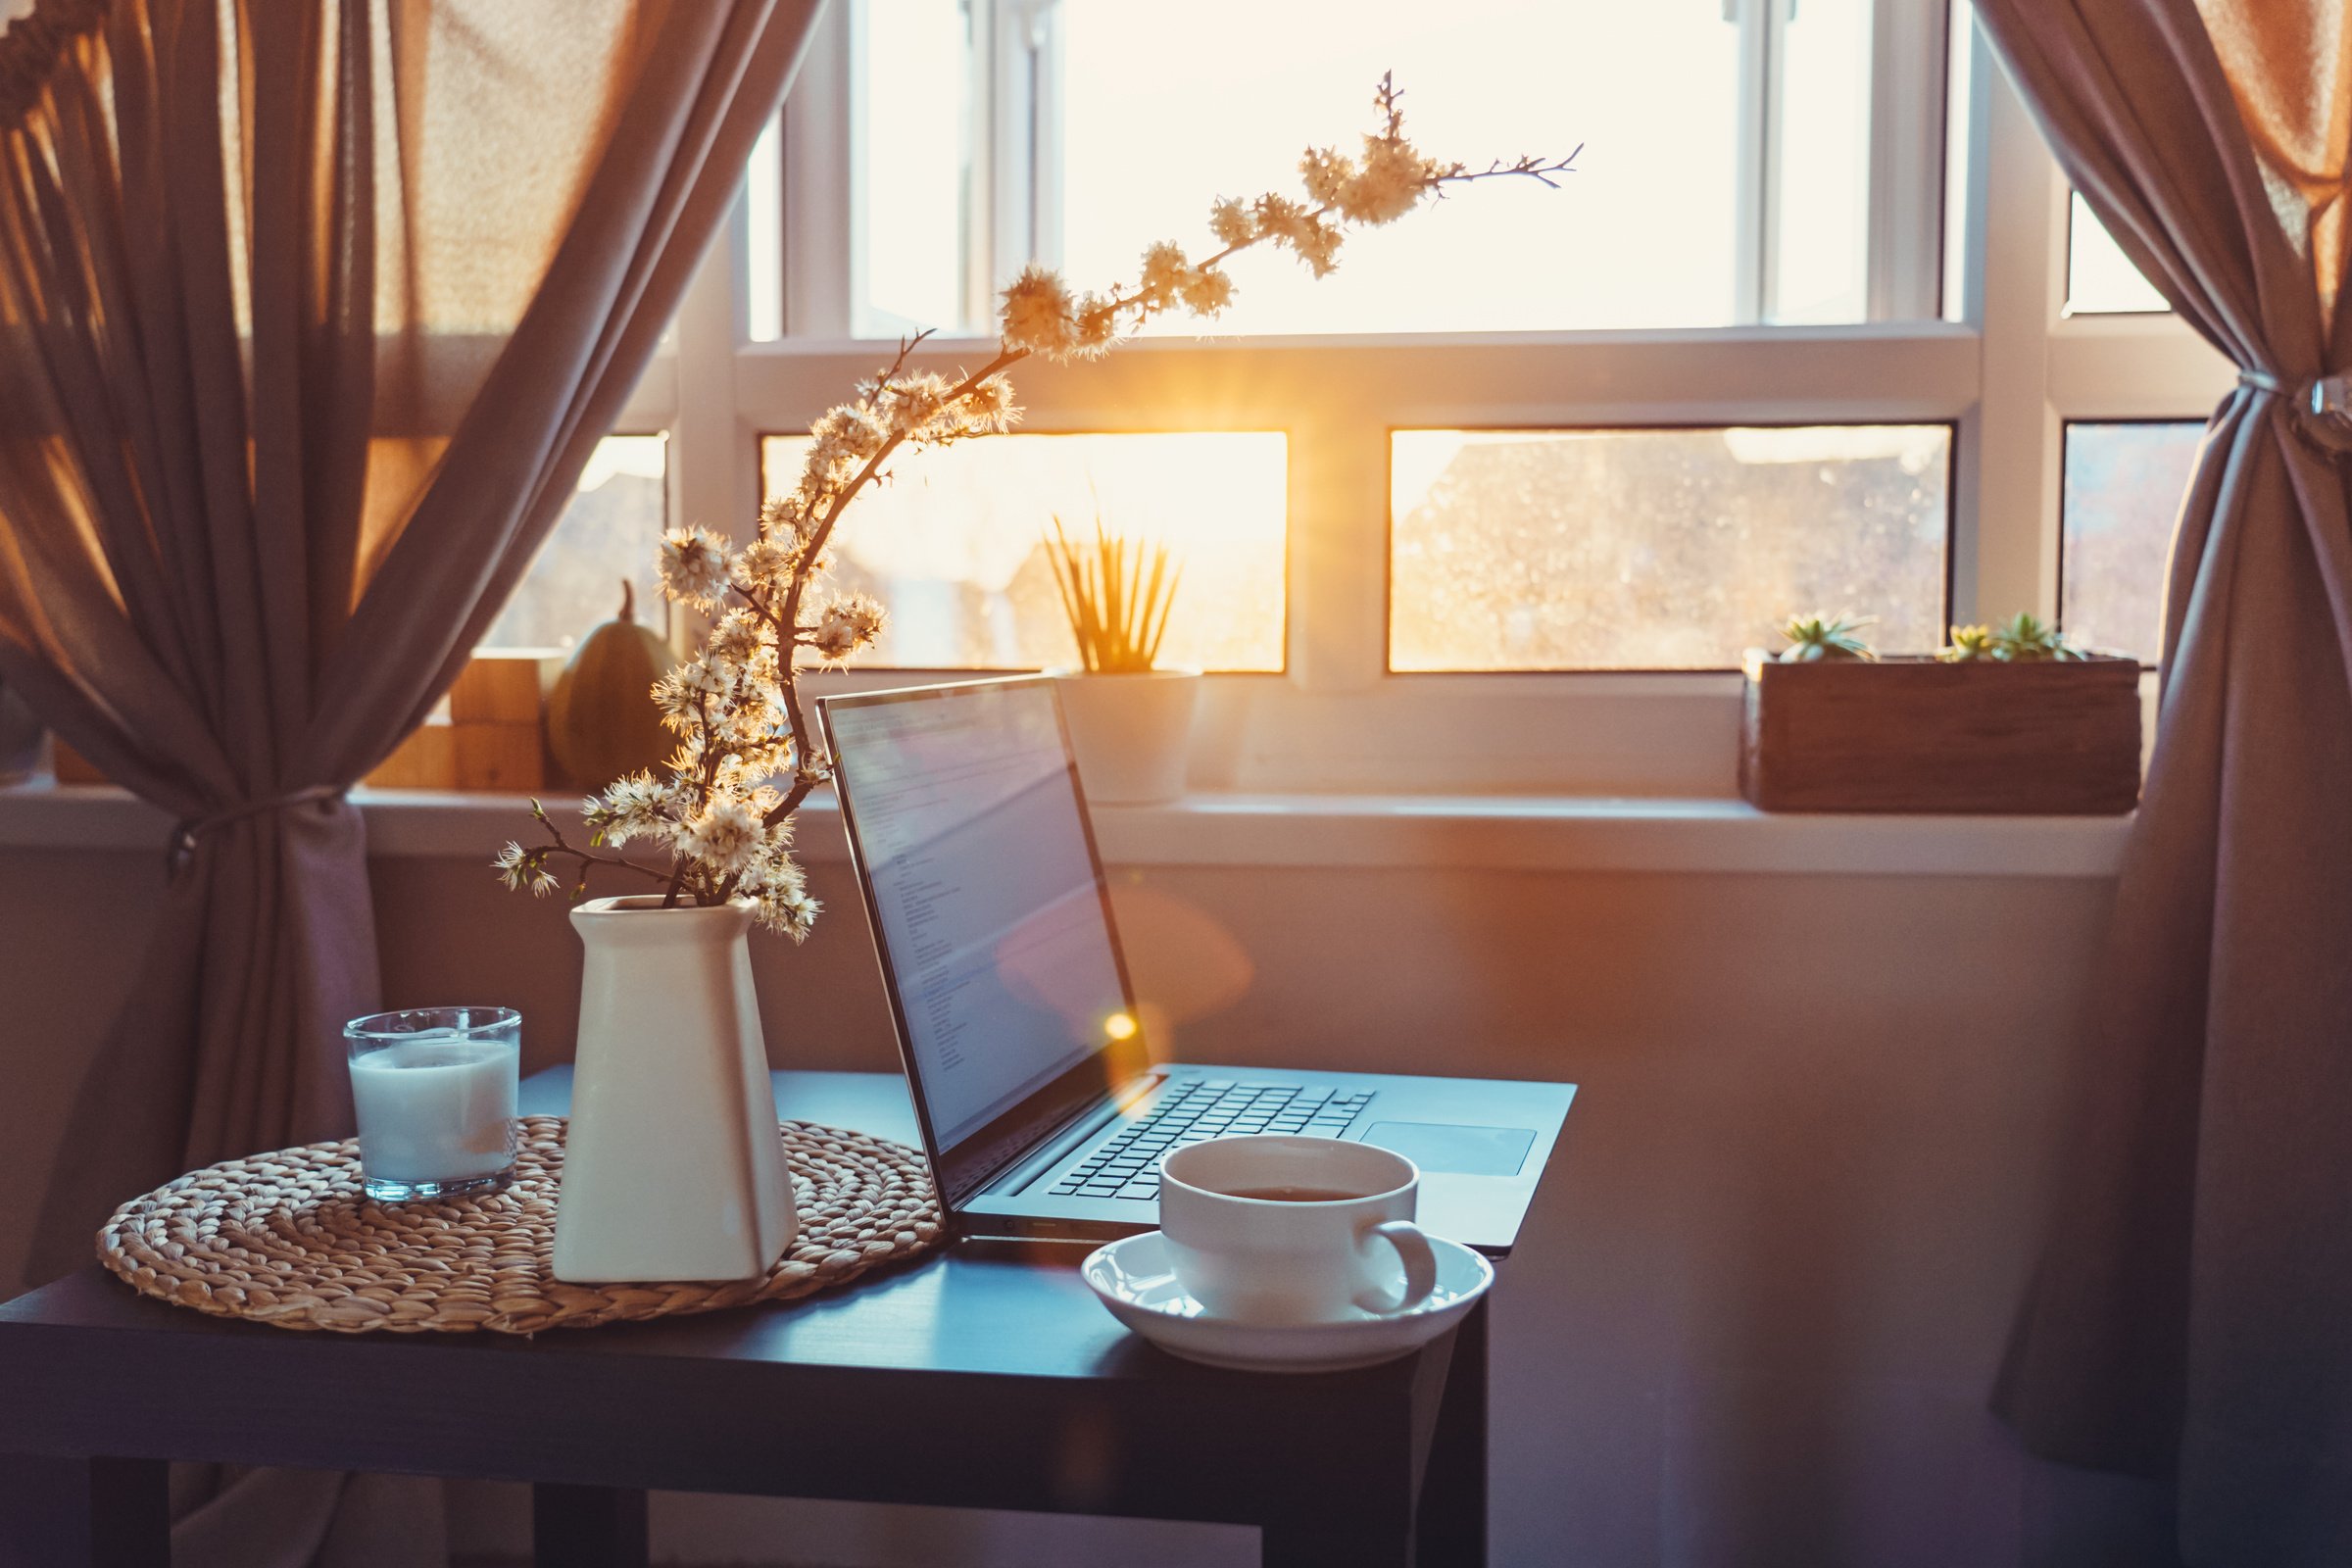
[1081,1230,1494,1374]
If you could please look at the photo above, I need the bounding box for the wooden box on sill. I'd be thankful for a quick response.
[1739,650,2142,815]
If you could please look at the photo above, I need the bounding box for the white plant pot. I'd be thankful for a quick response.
[552,896,799,1282]
[1050,668,1201,806]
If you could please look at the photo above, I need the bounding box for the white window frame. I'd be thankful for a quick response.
[615,2,2232,797]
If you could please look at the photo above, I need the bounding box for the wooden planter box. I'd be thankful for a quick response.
[1740,651,2142,814]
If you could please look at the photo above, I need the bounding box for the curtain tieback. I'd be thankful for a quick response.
[168,786,348,878]
[2237,368,2352,452]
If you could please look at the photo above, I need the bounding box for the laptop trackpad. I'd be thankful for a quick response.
[1362,1121,1536,1176]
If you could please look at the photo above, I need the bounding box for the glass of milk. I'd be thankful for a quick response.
[344,1007,521,1200]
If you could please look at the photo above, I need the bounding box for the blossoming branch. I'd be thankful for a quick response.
[496,74,1575,938]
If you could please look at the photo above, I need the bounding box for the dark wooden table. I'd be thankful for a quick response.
[0,1069,1496,1568]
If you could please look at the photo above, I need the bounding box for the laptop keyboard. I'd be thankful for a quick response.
[1046,1080,1375,1201]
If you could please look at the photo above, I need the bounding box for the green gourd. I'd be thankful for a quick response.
[548,581,675,789]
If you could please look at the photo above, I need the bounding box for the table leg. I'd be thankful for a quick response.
[1260,1515,1416,1568]
[1415,1298,1490,1566]
[0,1455,169,1568]
[531,1484,648,1568]
[86,1459,170,1568]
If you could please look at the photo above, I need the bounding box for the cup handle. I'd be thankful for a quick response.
[1353,1219,1440,1314]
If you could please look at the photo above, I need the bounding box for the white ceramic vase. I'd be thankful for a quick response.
[1050,668,1201,805]
[552,896,799,1283]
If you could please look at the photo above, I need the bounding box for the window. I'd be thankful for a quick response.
[1391,425,1951,670]
[2061,422,2203,661]
[2067,194,2171,316]
[757,432,1286,670]
[825,0,1935,336]
[603,1,2240,795]
[850,0,975,337]
[481,435,668,652]
[1057,0,1748,334]
[1771,0,1878,324]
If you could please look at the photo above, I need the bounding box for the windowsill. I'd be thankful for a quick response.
[0,779,2131,878]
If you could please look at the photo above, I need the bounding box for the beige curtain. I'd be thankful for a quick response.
[0,0,822,1559]
[1973,3,2352,1564]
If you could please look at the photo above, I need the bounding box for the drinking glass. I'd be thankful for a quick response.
[343,1006,521,1201]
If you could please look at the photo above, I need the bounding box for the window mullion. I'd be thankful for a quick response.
[1019,0,1063,275]
[845,0,874,335]
[1866,0,1948,320]
[1959,28,2066,629]
[1291,414,1390,695]
[971,0,1060,322]
[958,0,994,332]
[2045,319,2232,418]
[781,0,854,336]
[1731,0,1775,326]
[744,115,785,343]
[673,193,756,651]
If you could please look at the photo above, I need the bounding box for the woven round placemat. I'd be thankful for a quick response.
[98,1115,942,1334]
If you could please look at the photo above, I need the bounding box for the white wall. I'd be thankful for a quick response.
[0,839,2179,1567]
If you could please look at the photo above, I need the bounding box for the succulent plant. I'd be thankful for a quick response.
[1940,623,1996,662]
[1986,612,2089,662]
[1777,611,1877,663]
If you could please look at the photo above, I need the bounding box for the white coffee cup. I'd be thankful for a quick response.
[1158,1135,1441,1324]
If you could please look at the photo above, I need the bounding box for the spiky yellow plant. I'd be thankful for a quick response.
[1047,515,1182,674]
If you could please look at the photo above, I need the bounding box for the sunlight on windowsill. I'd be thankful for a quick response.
[0,774,2130,879]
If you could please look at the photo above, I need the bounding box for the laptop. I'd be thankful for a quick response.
[815,675,1574,1254]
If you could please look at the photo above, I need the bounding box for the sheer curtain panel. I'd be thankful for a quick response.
[0,0,823,1560]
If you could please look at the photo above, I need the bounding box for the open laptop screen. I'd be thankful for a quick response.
[821,679,1144,1199]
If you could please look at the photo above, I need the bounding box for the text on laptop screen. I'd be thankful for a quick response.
[826,683,1130,1151]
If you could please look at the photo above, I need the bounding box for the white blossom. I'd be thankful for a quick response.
[1300,145,1351,205]
[965,376,1021,433]
[883,371,956,435]
[1140,241,1191,306]
[1208,196,1255,247]
[656,526,733,606]
[734,536,799,593]
[754,884,822,942]
[709,609,764,666]
[808,596,886,663]
[1338,133,1437,224]
[584,773,675,848]
[757,494,819,546]
[717,681,788,745]
[676,797,765,877]
[808,405,888,474]
[737,841,807,908]
[1000,265,1081,360]
[1179,268,1233,315]
[678,654,729,695]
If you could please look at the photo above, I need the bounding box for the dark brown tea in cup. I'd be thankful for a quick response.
[1223,1186,1363,1203]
